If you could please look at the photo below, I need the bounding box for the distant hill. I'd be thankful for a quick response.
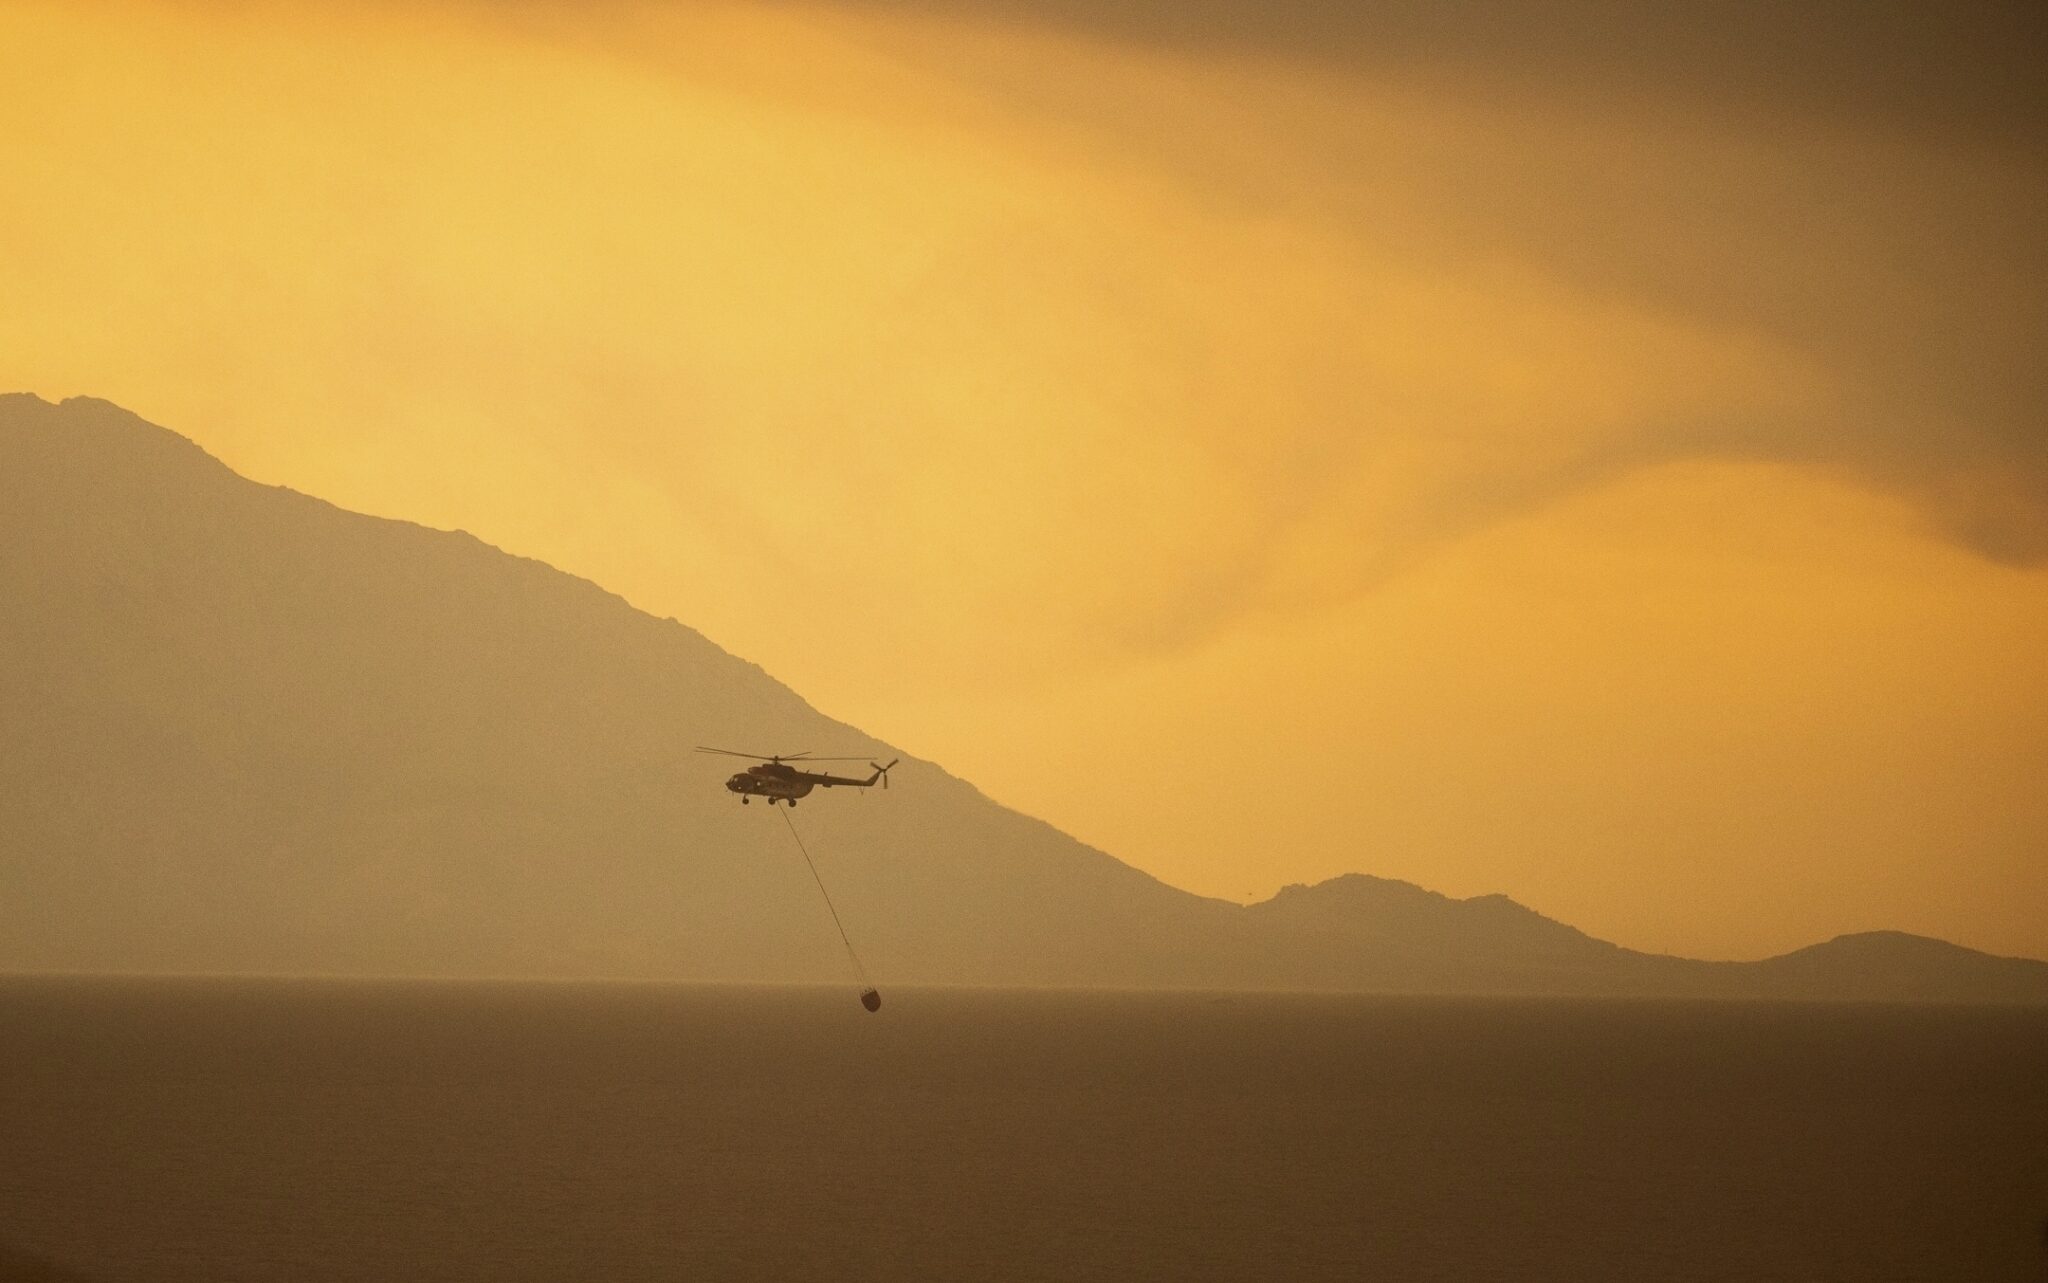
[1738,931,2048,1004]
[4,393,2044,1003]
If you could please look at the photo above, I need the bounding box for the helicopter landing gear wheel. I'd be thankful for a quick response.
[741,797,749,805]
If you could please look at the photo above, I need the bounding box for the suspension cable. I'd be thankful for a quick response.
[778,806,874,999]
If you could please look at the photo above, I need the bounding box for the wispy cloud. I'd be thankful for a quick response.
[4,0,2042,676]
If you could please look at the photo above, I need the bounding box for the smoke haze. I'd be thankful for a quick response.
[2,1,2043,959]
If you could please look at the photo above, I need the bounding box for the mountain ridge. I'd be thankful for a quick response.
[4,392,2043,1002]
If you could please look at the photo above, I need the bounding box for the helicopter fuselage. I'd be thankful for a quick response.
[725,764,818,803]
[723,759,893,806]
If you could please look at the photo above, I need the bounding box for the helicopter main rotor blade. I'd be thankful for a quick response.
[694,746,802,761]
[693,747,877,763]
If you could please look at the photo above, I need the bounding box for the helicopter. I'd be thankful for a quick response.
[696,747,898,807]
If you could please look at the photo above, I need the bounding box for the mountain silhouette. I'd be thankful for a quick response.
[4,393,2043,1002]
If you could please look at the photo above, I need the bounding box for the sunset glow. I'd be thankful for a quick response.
[6,0,2043,959]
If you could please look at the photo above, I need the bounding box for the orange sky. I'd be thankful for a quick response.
[5,0,2044,959]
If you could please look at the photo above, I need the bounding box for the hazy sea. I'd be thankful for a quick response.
[2,979,2043,1282]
